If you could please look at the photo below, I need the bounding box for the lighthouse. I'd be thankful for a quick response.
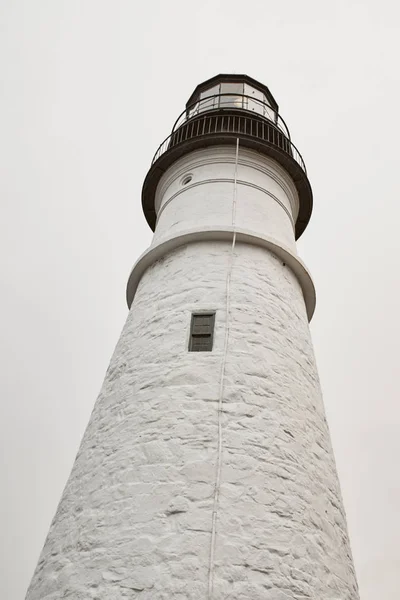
[26,75,360,599]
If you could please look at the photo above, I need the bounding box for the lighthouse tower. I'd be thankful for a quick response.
[26,75,359,600]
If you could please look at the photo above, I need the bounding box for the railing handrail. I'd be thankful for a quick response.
[150,111,307,174]
[171,93,291,139]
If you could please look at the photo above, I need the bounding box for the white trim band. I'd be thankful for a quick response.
[126,227,316,321]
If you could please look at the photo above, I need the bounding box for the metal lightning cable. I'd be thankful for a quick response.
[208,138,239,598]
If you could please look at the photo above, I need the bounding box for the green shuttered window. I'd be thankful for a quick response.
[189,313,215,352]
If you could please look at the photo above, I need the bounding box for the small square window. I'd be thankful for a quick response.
[189,313,215,352]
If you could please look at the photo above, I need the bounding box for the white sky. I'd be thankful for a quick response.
[1,1,399,598]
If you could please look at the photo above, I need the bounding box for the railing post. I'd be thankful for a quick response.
[150,101,307,175]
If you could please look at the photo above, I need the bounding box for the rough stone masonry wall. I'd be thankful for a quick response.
[26,241,359,600]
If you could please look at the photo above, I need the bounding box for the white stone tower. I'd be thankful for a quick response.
[26,75,360,600]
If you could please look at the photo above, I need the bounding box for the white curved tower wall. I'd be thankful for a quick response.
[26,140,359,599]
[153,147,298,250]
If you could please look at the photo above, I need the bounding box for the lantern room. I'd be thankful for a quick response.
[184,74,287,135]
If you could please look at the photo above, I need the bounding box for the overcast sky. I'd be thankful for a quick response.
[1,1,399,598]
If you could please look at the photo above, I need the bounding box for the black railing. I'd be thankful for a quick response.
[176,93,291,138]
[152,111,307,174]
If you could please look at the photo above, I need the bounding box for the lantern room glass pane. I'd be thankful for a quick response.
[244,83,265,116]
[220,83,244,94]
[220,82,244,109]
[263,94,277,124]
[198,85,220,113]
[187,101,200,119]
[199,84,220,100]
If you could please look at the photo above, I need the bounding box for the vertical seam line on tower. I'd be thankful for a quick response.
[208,137,239,599]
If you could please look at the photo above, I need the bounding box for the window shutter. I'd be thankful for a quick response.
[192,314,213,335]
[189,313,215,352]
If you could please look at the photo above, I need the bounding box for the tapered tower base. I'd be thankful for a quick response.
[26,241,358,599]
